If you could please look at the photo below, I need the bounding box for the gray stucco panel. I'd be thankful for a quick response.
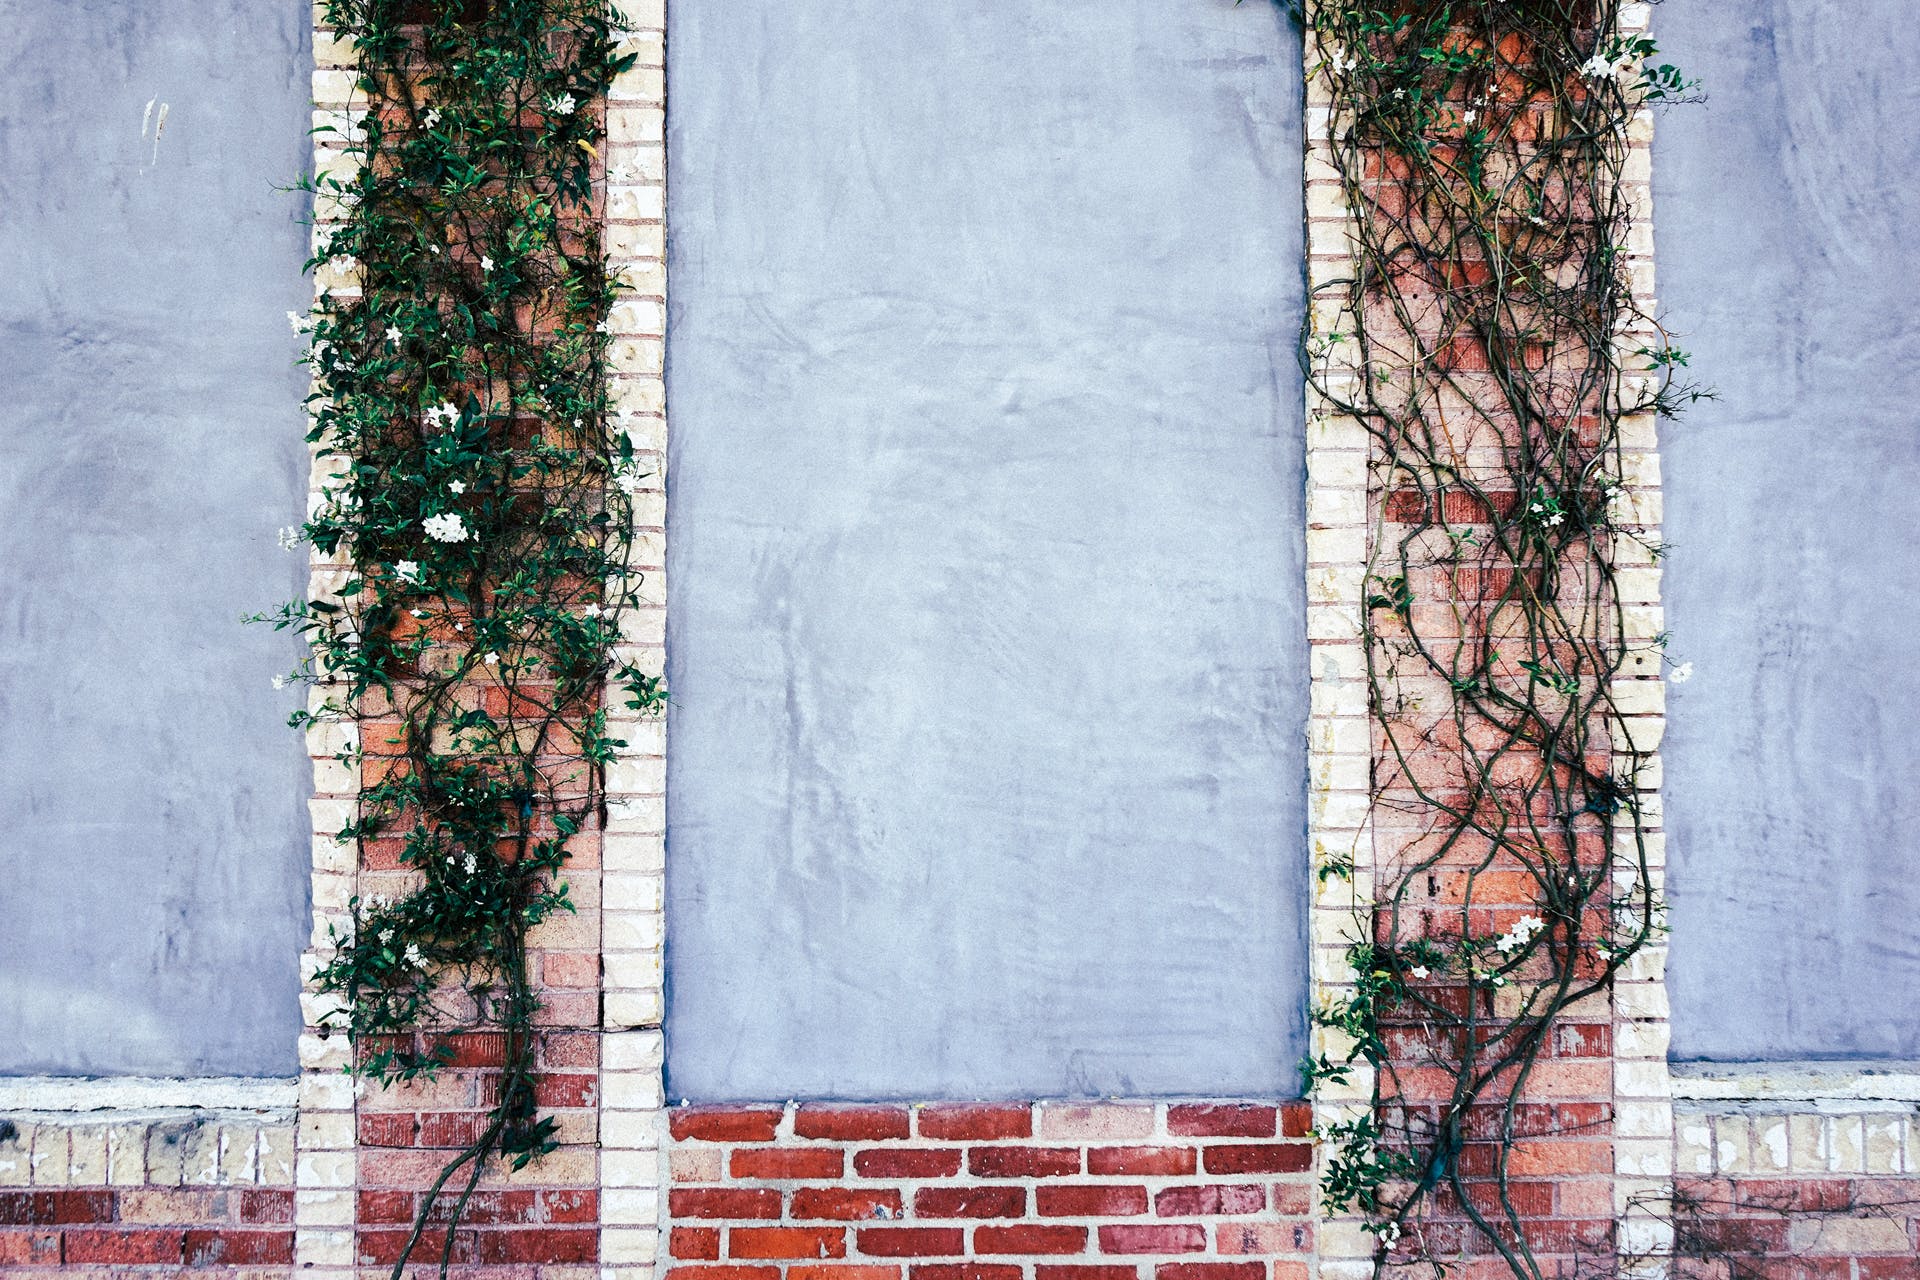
[1655,0,1920,1061]
[0,0,313,1075]
[664,1,1309,1100]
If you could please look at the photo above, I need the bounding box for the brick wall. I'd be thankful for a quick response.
[0,1112,293,1273]
[663,1104,1316,1280]
[1672,1105,1920,1278]
[28,6,1879,1280]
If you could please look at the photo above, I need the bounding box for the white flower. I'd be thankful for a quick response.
[428,243,442,255]
[484,652,500,666]
[595,320,611,334]
[449,480,466,495]
[584,603,604,619]
[1409,965,1429,980]
[277,525,302,551]
[424,108,441,128]
[480,255,495,273]
[1670,661,1694,684]
[410,609,425,618]
[1463,109,1477,125]
[395,559,421,582]
[425,401,460,428]
[1495,914,1548,954]
[271,674,289,690]
[377,928,394,945]
[385,325,401,344]
[422,512,470,543]
[463,853,477,875]
[1546,512,1564,527]
[287,310,306,332]
[549,92,578,116]
[1580,53,1615,80]
[403,943,423,966]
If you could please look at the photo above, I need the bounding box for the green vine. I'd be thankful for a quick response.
[258,2,654,1273]
[1297,1,1700,1274]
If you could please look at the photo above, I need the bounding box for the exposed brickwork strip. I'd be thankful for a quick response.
[0,1113,294,1273]
[666,1104,1316,1280]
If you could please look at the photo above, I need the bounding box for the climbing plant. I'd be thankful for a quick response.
[1296,1,1700,1274]
[262,1,654,1273]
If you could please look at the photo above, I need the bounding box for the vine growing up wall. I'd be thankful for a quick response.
[1298,1,1698,1275]
[265,1,653,1273]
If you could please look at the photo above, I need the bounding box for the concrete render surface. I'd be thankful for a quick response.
[0,0,313,1074]
[663,0,1311,1099]
[1656,0,1920,1061]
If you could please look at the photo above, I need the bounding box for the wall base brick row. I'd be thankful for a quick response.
[664,1104,1316,1280]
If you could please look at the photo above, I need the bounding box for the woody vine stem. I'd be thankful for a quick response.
[262,1,655,1274]
[1298,1,1699,1275]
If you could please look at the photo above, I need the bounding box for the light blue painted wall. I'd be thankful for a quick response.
[663,0,1310,1100]
[1655,0,1920,1061]
[0,0,313,1075]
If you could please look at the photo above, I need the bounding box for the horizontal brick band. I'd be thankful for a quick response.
[667,1103,1316,1280]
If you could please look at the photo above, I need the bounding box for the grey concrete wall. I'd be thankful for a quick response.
[665,0,1308,1100]
[1655,0,1920,1061]
[0,0,313,1075]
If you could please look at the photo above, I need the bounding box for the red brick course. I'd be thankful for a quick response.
[0,1188,293,1272]
[666,1104,1315,1280]
[1675,1176,1920,1280]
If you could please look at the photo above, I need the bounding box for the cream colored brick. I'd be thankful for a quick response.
[1675,1121,1714,1175]
[0,1123,35,1185]
[107,1124,147,1186]
[616,30,665,67]
[610,337,663,375]
[600,1110,664,1150]
[1790,1216,1912,1254]
[601,1226,662,1265]
[27,1125,68,1186]
[605,989,665,1029]
[296,1226,355,1267]
[1866,1116,1909,1173]
[608,106,664,145]
[65,1127,108,1184]
[296,1186,355,1227]
[1711,1114,1751,1174]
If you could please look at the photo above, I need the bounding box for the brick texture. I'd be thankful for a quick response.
[665,1104,1317,1280]
[0,1116,294,1274]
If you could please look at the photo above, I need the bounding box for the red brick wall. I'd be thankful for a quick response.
[1675,1176,1920,1280]
[348,1030,602,1272]
[664,1103,1315,1280]
[0,1187,292,1274]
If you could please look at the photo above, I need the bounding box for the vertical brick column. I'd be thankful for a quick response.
[601,3,672,1276]
[297,7,642,1275]
[1302,5,1671,1272]
[1608,4,1678,1272]
[294,14,364,1276]
[1300,39,1382,1280]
